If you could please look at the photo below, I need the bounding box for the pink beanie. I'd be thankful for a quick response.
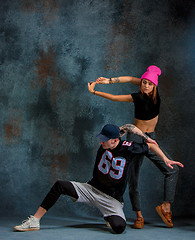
[141,65,161,86]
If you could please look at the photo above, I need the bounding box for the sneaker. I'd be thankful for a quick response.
[132,217,144,229]
[13,215,40,231]
[156,204,173,228]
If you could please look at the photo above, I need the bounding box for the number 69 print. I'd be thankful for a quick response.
[98,151,126,180]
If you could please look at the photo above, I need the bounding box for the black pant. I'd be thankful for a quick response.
[40,180,126,234]
[127,132,179,211]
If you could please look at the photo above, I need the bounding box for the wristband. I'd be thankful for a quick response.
[109,78,112,84]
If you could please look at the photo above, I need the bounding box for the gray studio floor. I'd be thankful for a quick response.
[0,215,194,240]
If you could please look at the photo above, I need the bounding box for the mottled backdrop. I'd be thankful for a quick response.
[0,0,194,220]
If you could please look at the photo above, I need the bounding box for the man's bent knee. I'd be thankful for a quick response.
[112,222,126,234]
[106,215,126,234]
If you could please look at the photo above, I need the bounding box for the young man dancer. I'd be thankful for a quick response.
[14,124,183,234]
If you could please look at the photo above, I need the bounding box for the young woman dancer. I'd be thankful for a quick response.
[88,65,180,229]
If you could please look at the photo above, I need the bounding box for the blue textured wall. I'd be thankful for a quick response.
[0,0,194,219]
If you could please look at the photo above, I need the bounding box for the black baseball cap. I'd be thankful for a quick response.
[96,124,120,142]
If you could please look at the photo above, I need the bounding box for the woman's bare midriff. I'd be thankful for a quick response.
[133,116,159,133]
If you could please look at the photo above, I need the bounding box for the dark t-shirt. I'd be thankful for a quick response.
[88,140,148,202]
[131,91,161,120]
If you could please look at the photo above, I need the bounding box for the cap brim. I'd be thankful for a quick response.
[96,133,110,142]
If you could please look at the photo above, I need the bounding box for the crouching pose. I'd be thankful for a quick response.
[14,124,183,234]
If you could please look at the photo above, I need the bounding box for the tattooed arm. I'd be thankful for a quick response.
[96,76,141,85]
[120,124,184,169]
[120,124,158,145]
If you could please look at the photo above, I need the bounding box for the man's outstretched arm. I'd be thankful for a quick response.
[120,124,184,169]
[147,143,184,169]
[120,124,157,145]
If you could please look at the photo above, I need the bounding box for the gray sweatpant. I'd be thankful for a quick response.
[127,132,179,212]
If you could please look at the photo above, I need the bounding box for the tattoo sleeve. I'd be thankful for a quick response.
[142,133,149,140]
[120,124,149,140]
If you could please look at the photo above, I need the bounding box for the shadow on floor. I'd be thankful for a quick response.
[1,216,195,240]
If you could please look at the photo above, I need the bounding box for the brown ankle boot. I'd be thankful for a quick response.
[156,204,173,228]
[132,217,144,229]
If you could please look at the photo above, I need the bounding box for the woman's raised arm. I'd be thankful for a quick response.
[96,76,141,85]
[88,82,133,102]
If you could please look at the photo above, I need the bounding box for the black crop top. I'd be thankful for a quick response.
[131,91,161,120]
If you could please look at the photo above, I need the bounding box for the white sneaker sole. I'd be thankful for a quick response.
[13,226,40,231]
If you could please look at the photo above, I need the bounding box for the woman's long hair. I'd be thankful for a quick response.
[140,79,157,104]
